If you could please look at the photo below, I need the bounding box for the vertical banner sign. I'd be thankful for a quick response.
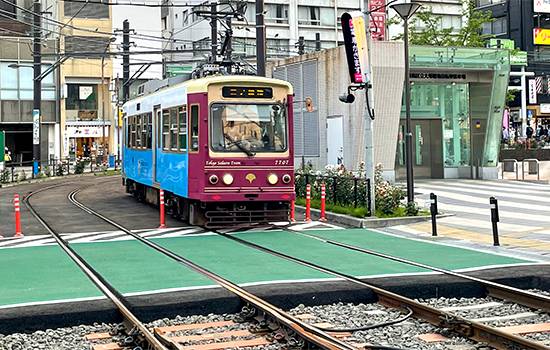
[32,109,40,145]
[368,0,386,41]
[535,0,550,13]
[341,11,370,84]
[529,79,538,104]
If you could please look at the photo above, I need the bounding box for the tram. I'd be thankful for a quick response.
[122,75,294,227]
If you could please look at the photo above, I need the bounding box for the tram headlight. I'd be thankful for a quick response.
[282,174,292,184]
[222,173,234,185]
[267,173,278,185]
[209,174,219,185]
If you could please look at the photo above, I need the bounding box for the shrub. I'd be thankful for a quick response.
[0,169,10,183]
[374,164,404,215]
[405,201,419,216]
[74,160,86,174]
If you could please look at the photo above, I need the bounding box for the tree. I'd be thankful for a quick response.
[391,0,494,47]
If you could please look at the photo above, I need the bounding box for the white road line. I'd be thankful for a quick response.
[435,202,550,224]
[438,216,540,233]
[69,231,128,243]
[0,235,49,247]
[417,184,550,204]
[426,181,550,196]
[416,186,550,212]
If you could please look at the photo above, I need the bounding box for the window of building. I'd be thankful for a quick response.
[161,16,167,30]
[193,37,211,54]
[182,10,189,26]
[477,0,505,7]
[298,6,320,26]
[66,84,98,111]
[482,17,507,35]
[190,105,199,151]
[64,0,109,19]
[441,15,462,30]
[267,39,290,57]
[320,7,335,26]
[65,36,111,58]
[265,4,288,24]
[233,38,256,57]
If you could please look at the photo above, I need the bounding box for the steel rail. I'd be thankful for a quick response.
[67,188,357,350]
[293,230,550,313]
[217,231,550,350]
[22,184,169,350]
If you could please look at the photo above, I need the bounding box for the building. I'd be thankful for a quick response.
[268,43,510,180]
[0,0,59,164]
[476,0,550,133]
[57,0,114,160]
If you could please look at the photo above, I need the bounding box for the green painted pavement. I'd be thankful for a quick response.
[238,229,532,271]
[0,228,533,307]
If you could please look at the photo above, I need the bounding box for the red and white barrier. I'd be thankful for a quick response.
[320,183,327,222]
[14,194,23,237]
[305,184,311,222]
[290,199,296,223]
[159,189,166,229]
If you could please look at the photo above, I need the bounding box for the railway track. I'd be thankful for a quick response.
[216,228,550,349]
[66,188,358,349]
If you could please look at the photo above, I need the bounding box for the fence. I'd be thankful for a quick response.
[0,157,120,185]
[295,172,372,216]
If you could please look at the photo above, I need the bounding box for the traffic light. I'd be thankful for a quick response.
[305,96,314,112]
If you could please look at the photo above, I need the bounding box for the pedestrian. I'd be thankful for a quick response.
[502,127,509,143]
[526,125,534,139]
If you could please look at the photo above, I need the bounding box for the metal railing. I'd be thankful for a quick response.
[522,158,540,181]
[501,158,518,180]
[295,172,372,216]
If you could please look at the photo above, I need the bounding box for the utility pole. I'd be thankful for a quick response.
[363,16,375,214]
[32,0,41,176]
[225,16,232,73]
[255,0,265,76]
[210,3,217,62]
[122,20,130,103]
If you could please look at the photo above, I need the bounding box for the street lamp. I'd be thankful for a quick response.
[391,1,421,204]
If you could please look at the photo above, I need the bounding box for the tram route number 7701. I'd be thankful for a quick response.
[274,160,290,165]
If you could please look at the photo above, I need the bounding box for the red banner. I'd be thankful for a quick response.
[369,0,386,41]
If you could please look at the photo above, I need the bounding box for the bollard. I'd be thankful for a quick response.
[489,196,500,246]
[305,184,311,222]
[290,199,296,223]
[320,183,327,222]
[159,189,166,229]
[430,193,438,237]
[14,194,23,237]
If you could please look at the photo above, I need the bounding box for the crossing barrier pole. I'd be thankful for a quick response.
[430,193,438,236]
[290,199,296,222]
[490,196,500,246]
[159,189,166,229]
[320,183,327,222]
[14,194,23,237]
[305,184,311,222]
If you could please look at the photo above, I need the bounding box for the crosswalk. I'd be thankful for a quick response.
[384,179,550,256]
[0,221,341,249]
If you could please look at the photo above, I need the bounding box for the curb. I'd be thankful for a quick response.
[0,171,120,189]
[295,205,453,228]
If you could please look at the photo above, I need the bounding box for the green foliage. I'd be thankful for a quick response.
[405,201,419,216]
[295,198,369,218]
[0,169,10,183]
[374,164,405,215]
[43,166,52,177]
[506,90,519,107]
[392,0,494,47]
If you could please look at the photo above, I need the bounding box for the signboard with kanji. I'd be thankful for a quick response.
[341,11,369,84]
[368,0,386,41]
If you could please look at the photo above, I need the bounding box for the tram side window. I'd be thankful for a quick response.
[162,109,170,150]
[170,107,178,150]
[178,106,187,151]
[130,116,137,148]
[136,115,142,148]
[141,114,148,149]
[146,113,153,149]
[190,105,199,151]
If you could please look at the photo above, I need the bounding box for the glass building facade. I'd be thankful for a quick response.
[396,46,510,179]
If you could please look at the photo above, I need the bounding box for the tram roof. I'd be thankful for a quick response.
[184,75,293,94]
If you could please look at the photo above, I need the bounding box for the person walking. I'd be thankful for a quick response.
[502,126,509,143]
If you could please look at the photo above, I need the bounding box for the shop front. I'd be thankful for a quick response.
[64,122,110,160]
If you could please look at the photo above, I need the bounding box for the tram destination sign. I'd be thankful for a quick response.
[222,87,273,99]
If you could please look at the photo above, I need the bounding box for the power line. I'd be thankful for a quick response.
[57,0,198,7]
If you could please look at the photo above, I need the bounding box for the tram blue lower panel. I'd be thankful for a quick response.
[123,147,188,198]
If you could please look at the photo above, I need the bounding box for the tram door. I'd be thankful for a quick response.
[153,106,161,184]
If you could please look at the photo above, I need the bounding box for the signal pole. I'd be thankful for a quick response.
[297,36,304,55]
[210,3,218,61]
[122,20,130,103]
[255,0,265,76]
[32,0,41,176]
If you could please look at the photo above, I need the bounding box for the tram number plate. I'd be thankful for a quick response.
[222,86,273,99]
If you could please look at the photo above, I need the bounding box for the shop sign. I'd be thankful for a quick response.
[33,109,40,145]
[534,28,550,45]
[368,0,386,41]
[541,103,550,113]
[79,86,93,100]
[534,0,550,13]
[341,11,369,84]
[510,51,528,66]
[529,79,538,104]
[66,126,109,138]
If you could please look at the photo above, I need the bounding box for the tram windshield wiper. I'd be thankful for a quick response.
[223,134,256,157]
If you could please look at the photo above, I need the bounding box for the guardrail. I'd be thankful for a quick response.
[522,158,540,181]
[501,158,518,180]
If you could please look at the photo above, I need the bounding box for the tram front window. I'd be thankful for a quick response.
[210,103,287,154]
